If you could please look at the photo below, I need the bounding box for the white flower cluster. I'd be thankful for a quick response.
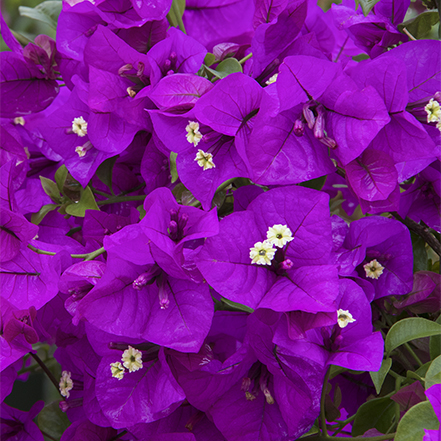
[110,346,143,380]
[249,224,294,265]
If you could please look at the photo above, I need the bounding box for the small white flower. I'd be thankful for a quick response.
[266,224,294,248]
[186,121,203,146]
[75,141,92,158]
[265,73,278,85]
[127,86,137,97]
[71,116,88,137]
[59,371,74,398]
[249,240,276,265]
[13,117,25,125]
[425,99,441,123]
[195,149,215,170]
[110,362,125,380]
[337,309,356,328]
[121,346,143,372]
[363,259,384,279]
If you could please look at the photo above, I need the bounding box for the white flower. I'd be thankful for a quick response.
[337,309,356,328]
[110,362,125,380]
[71,116,88,137]
[75,141,92,158]
[363,259,384,279]
[265,73,278,85]
[59,371,74,398]
[195,149,215,170]
[121,346,143,372]
[186,121,203,146]
[13,117,25,125]
[425,99,441,123]
[249,240,276,265]
[266,224,294,248]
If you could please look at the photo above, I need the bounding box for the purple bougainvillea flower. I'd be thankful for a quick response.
[95,347,185,428]
[183,0,254,50]
[147,27,206,86]
[197,185,338,311]
[149,73,213,112]
[399,161,441,233]
[273,278,384,371]
[0,247,61,310]
[0,207,39,263]
[0,400,44,441]
[424,384,441,441]
[393,271,441,315]
[140,187,219,279]
[76,252,213,352]
[339,216,413,299]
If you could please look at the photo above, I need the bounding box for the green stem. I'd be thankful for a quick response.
[90,186,112,198]
[189,177,237,208]
[97,195,146,206]
[320,366,332,437]
[109,430,128,441]
[239,53,253,65]
[30,353,61,395]
[28,244,106,261]
[331,414,356,436]
[392,376,402,433]
[403,341,423,368]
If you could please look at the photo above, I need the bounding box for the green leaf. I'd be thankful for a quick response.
[358,0,381,16]
[166,0,185,27]
[398,11,440,40]
[298,175,327,191]
[352,397,395,436]
[385,317,441,355]
[170,152,179,184]
[425,355,441,389]
[216,58,243,77]
[65,186,99,217]
[411,232,429,272]
[370,357,392,394]
[54,164,68,194]
[220,298,254,313]
[204,52,216,67]
[19,1,63,30]
[31,204,58,225]
[38,401,70,439]
[39,176,61,203]
[96,155,118,194]
[395,401,439,441]
[430,315,441,360]
[137,204,146,220]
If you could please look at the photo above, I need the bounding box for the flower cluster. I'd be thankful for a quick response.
[1,0,440,440]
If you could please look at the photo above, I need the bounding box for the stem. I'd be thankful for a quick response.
[402,27,417,41]
[392,377,402,433]
[27,244,56,256]
[97,195,146,206]
[403,341,423,368]
[391,212,441,257]
[239,53,253,65]
[72,246,106,261]
[30,353,61,395]
[331,414,356,436]
[40,430,57,441]
[189,178,237,207]
[322,433,395,441]
[90,186,112,198]
[18,357,55,376]
[320,366,332,437]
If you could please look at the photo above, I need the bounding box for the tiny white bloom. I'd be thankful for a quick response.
[110,362,125,380]
[127,86,137,97]
[75,146,87,158]
[59,371,74,398]
[186,121,203,146]
[121,346,143,372]
[363,259,384,279]
[266,224,294,248]
[249,240,276,265]
[425,99,441,123]
[71,116,88,137]
[195,149,215,170]
[337,309,356,328]
[265,73,278,85]
[13,117,25,125]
